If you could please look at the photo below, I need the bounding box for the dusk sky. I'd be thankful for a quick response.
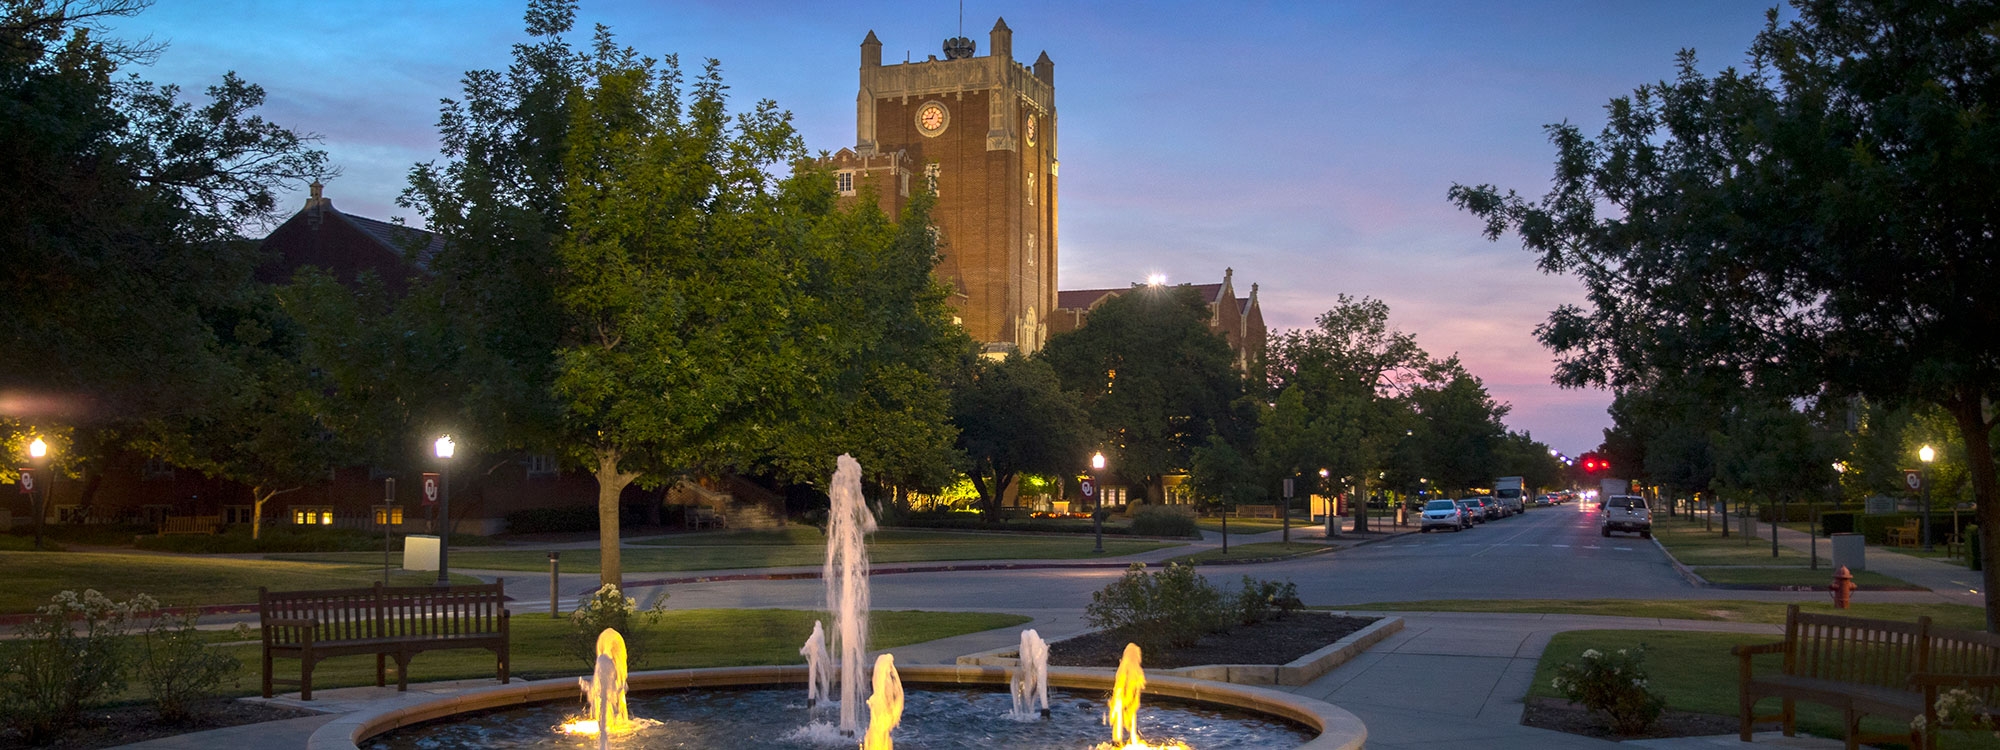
[111,1,1782,455]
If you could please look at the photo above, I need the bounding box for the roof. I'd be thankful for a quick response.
[341,211,444,263]
[1056,282,1228,311]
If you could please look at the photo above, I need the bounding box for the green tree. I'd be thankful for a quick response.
[1042,285,1246,506]
[949,354,1090,519]
[1452,2,2000,628]
[1,0,328,495]
[1267,296,1433,531]
[1404,359,1507,496]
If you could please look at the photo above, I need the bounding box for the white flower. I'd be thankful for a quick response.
[1581,649,1603,659]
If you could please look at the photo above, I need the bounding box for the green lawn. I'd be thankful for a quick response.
[1194,518,1300,532]
[1329,599,1988,630]
[1694,566,1918,589]
[1652,520,1811,566]
[1167,542,1330,565]
[0,551,481,613]
[1531,630,1994,750]
[0,609,1028,703]
[277,530,1180,573]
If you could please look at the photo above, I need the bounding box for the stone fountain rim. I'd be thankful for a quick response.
[304,663,1366,750]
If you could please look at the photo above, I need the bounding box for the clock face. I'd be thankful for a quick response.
[1025,117,1037,146]
[917,102,947,136]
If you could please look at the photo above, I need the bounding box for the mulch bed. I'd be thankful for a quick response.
[1521,696,1777,741]
[0,700,318,750]
[1047,613,1378,669]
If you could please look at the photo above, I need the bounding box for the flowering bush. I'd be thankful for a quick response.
[0,590,150,743]
[137,611,244,722]
[1549,646,1665,735]
[566,584,666,667]
[1913,687,1999,740]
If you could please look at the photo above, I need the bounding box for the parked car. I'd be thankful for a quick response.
[1533,494,1555,507]
[1456,499,1487,524]
[1601,494,1652,538]
[1419,499,1470,532]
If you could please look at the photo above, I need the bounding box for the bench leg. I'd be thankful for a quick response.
[300,654,315,702]
[376,653,387,688]
[393,651,413,692]
[262,648,274,699]
[1739,694,1756,742]
[497,647,510,684]
[1842,707,1860,750]
[1781,698,1795,736]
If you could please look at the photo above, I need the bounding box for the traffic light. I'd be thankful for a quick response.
[1579,453,1610,473]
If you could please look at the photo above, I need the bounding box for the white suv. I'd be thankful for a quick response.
[1600,495,1652,538]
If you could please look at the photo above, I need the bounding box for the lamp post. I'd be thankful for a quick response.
[1090,452,1105,554]
[1320,468,1334,537]
[1919,444,1936,552]
[1821,461,1845,570]
[434,434,456,586]
[27,438,48,551]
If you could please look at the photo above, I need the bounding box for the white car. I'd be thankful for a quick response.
[1419,499,1470,532]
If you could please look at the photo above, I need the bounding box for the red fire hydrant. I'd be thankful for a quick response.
[1831,566,1857,609]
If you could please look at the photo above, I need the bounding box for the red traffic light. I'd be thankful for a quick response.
[1579,453,1610,473]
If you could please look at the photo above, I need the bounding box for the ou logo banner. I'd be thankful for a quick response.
[422,473,440,506]
[1080,478,1096,499]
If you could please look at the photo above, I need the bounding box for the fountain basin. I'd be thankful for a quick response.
[305,664,1366,750]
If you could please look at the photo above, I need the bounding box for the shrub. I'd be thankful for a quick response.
[1549,646,1666,735]
[1086,563,1229,652]
[1914,687,2000,740]
[1234,576,1303,625]
[136,612,242,722]
[566,584,666,668]
[0,590,149,744]
[1819,510,1858,536]
[1130,506,1199,537]
[506,506,599,534]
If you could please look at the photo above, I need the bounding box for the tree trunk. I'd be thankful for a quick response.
[593,449,641,590]
[1944,393,1999,632]
[1352,476,1371,533]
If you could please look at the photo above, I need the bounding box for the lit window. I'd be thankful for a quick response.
[836,171,854,194]
[374,505,404,525]
[1026,172,1035,206]
[291,506,334,525]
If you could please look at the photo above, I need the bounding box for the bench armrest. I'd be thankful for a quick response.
[1730,641,1788,658]
[1911,673,2000,690]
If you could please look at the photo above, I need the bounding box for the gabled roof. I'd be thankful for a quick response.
[1056,287,1122,310]
[256,184,438,294]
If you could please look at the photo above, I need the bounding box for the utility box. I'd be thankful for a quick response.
[1831,532,1866,572]
[403,534,440,571]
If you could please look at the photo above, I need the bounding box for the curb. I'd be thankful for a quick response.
[1179,545,1339,566]
[1652,536,1710,588]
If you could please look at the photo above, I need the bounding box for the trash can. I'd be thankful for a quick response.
[1830,532,1865,573]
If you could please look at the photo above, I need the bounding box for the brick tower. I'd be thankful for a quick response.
[829,19,1057,355]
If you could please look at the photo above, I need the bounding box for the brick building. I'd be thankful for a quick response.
[1050,268,1268,372]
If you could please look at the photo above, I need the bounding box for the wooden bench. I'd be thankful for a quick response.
[158,515,221,535]
[685,505,726,529]
[259,582,510,700]
[1886,519,1922,548]
[1735,604,1999,749]
[1235,504,1279,519]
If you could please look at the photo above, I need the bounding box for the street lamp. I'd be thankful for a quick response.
[434,434,456,586]
[1919,444,1936,552]
[1089,452,1106,553]
[27,438,47,551]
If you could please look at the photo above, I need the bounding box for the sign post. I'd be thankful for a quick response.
[1282,477,1294,543]
[1080,476,1101,554]
[382,477,397,585]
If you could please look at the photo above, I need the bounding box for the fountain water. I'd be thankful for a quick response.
[1010,629,1050,719]
[825,454,876,735]
[799,619,833,710]
[1097,643,1191,750]
[559,629,652,744]
[862,653,904,749]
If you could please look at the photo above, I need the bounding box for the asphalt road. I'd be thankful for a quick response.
[652,504,1699,613]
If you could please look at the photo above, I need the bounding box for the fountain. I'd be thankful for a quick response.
[862,653,903,749]
[800,620,833,710]
[1011,628,1051,719]
[323,453,1365,750]
[558,628,652,744]
[825,453,876,735]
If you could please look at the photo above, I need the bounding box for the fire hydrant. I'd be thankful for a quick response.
[1831,566,1857,609]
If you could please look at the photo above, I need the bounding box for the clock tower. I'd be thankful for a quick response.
[836,18,1057,355]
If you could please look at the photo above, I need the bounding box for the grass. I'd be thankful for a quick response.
[1530,630,1995,750]
[1194,517,1302,532]
[278,529,1181,573]
[1652,519,1811,566]
[0,551,481,613]
[1694,566,1917,589]
[1328,599,1989,631]
[0,608,1029,703]
[1167,541,1329,565]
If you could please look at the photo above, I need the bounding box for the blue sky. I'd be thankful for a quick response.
[113,1,1780,454]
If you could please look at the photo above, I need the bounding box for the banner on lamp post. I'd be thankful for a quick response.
[17,468,32,494]
[422,472,440,506]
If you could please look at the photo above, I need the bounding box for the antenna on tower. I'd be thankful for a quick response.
[958,0,964,36]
